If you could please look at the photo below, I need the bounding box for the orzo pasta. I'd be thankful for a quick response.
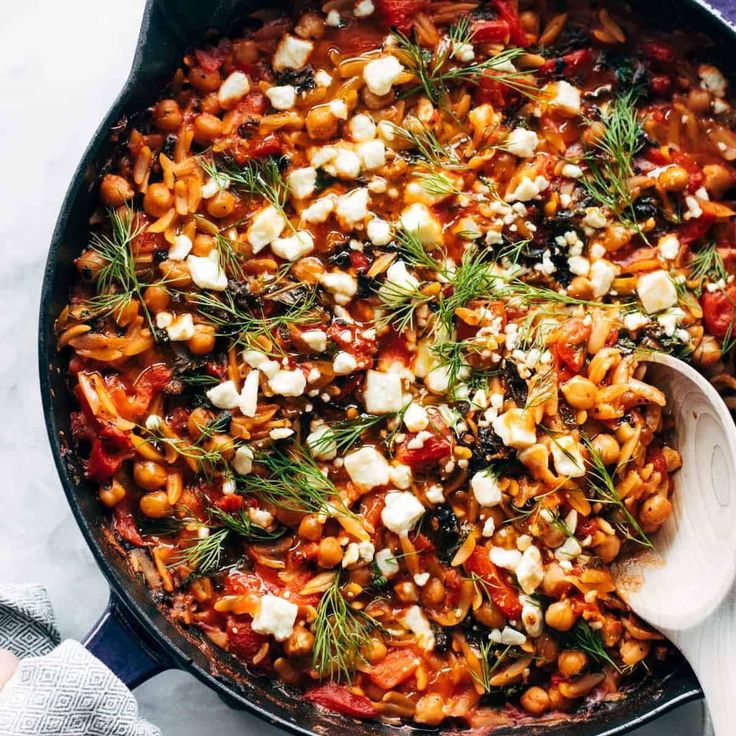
[58,0,736,726]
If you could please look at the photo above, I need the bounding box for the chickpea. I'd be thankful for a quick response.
[232,39,259,66]
[693,334,723,367]
[591,433,620,465]
[139,491,172,518]
[294,12,326,39]
[193,113,224,144]
[199,92,221,116]
[114,298,139,327]
[158,259,193,288]
[687,87,712,114]
[206,190,236,218]
[189,67,221,94]
[558,649,588,677]
[594,534,621,563]
[520,11,540,38]
[100,174,134,206]
[192,233,216,256]
[420,578,446,607]
[188,407,214,440]
[76,249,107,281]
[317,536,343,568]
[640,495,672,529]
[547,686,573,712]
[620,638,651,666]
[143,284,170,313]
[273,657,300,686]
[561,375,598,410]
[187,324,216,355]
[535,633,559,665]
[545,600,577,632]
[583,121,606,148]
[143,182,174,218]
[567,276,594,301]
[474,602,506,630]
[153,99,183,132]
[362,636,387,665]
[205,433,235,461]
[134,461,167,491]
[657,165,689,192]
[414,694,445,726]
[542,562,571,598]
[298,514,325,541]
[284,623,315,657]
[600,616,624,648]
[99,480,126,508]
[520,686,550,716]
[305,105,339,141]
[394,580,419,603]
[703,163,735,198]
[362,87,394,110]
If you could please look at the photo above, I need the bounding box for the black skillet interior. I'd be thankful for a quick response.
[40,0,731,733]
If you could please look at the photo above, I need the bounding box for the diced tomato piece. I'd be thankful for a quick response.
[646,445,668,478]
[396,418,453,471]
[227,617,267,659]
[70,411,93,443]
[649,74,672,97]
[465,547,522,619]
[491,0,527,46]
[576,516,599,538]
[112,499,145,547]
[373,0,428,32]
[133,363,172,411]
[132,230,166,255]
[215,494,244,512]
[368,649,421,689]
[539,48,594,77]
[305,683,378,719]
[702,286,736,340]
[641,40,676,64]
[240,92,270,118]
[472,19,510,44]
[350,251,370,272]
[194,40,231,72]
[167,406,190,434]
[87,424,134,482]
[331,24,388,54]
[475,72,519,109]
[327,321,377,368]
[553,318,591,373]
[671,151,705,193]
[679,212,716,246]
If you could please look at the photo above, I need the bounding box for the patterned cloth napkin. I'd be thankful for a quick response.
[0,584,160,736]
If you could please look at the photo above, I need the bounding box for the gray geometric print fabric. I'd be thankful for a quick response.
[0,584,160,736]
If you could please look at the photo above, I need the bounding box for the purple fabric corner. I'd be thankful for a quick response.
[703,0,736,22]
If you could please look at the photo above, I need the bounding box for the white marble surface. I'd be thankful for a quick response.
[0,1,708,733]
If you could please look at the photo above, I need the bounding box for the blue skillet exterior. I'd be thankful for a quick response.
[39,0,734,733]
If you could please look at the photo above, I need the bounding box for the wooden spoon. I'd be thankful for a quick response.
[612,352,736,736]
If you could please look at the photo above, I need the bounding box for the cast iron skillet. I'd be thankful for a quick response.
[38,0,734,732]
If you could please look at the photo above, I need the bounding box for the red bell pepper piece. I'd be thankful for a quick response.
[368,649,421,689]
[374,0,428,32]
[465,547,523,619]
[305,684,378,719]
[701,286,736,340]
[472,19,510,44]
[86,424,134,483]
[491,0,527,46]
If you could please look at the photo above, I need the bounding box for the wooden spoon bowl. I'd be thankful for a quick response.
[612,353,736,735]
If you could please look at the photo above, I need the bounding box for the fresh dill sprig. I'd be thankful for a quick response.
[312,572,381,683]
[393,20,536,108]
[377,279,435,333]
[243,445,352,516]
[492,237,533,266]
[173,527,229,575]
[430,338,497,396]
[309,414,389,455]
[496,276,606,309]
[689,241,727,295]
[208,506,285,543]
[583,437,653,548]
[416,171,464,199]
[471,641,513,693]
[581,90,645,233]
[395,227,445,272]
[391,122,463,170]
[84,206,156,333]
[524,367,557,409]
[569,620,624,673]
[191,287,319,340]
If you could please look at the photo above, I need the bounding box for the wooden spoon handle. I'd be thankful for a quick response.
[677,601,736,736]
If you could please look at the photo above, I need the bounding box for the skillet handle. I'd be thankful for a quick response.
[82,596,169,689]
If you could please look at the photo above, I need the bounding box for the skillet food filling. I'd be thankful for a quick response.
[57,0,736,726]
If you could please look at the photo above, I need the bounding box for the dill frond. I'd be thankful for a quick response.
[689,241,727,295]
[377,279,436,333]
[471,641,513,693]
[312,573,381,682]
[568,620,624,673]
[395,227,446,272]
[308,413,388,455]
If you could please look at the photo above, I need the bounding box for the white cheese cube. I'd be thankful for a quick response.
[490,546,522,571]
[382,491,425,535]
[547,80,582,115]
[506,128,538,158]
[482,517,496,537]
[288,167,317,199]
[425,484,445,504]
[348,113,376,142]
[218,71,250,108]
[168,234,192,261]
[490,626,527,647]
[567,255,590,277]
[550,435,585,478]
[363,55,404,96]
[388,464,412,490]
[232,445,254,475]
[561,163,584,179]
[335,188,370,228]
[307,425,337,461]
[515,545,543,595]
[166,313,195,341]
[314,69,333,88]
[320,270,358,304]
[334,148,362,179]
[375,548,400,578]
[302,196,335,224]
[699,63,728,98]
[268,369,306,397]
[403,605,434,650]
[589,259,617,297]
[239,370,259,418]
[247,205,287,252]
[344,446,391,489]
[555,536,583,561]
[273,35,313,72]
[357,139,386,170]
[187,250,228,291]
[329,98,348,120]
[354,0,375,18]
[658,234,680,261]
[471,471,502,507]
[364,370,404,414]
[326,9,341,26]
[403,403,429,433]
[251,594,298,641]
[266,84,296,110]
[506,175,549,203]
[367,217,392,245]
[399,203,442,245]
[637,270,678,313]
[206,380,241,409]
[453,42,474,62]
[492,409,537,450]
[270,230,314,261]
[333,351,358,375]
[301,329,327,352]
